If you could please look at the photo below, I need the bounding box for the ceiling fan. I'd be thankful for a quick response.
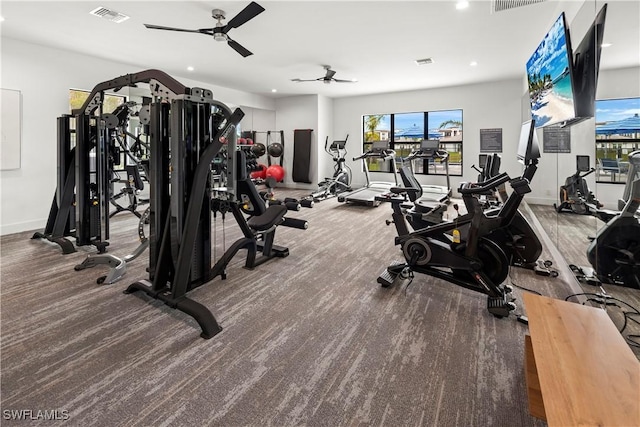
[143,2,265,57]
[291,65,357,84]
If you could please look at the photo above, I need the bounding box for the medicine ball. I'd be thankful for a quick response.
[252,143,266,157]
[267,142,283,158]
[265,165,285,182]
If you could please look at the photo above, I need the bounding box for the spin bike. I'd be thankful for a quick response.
[388,164,550,276]
[310,135,352,202]
[377,123,541,317]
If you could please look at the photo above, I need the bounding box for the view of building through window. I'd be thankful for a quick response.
[362,110,463,176]
[595,97,640,184]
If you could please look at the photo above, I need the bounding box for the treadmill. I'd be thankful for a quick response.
[404,139,452,203]
[338,141,399,207]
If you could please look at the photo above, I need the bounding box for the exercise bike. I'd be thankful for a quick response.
[555,155,603,215]
[387,164,553,277]
[377,120,541,317]
[586,177,640,289]
[310,135,352,202]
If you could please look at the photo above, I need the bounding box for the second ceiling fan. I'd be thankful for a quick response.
[143,2,265,57]
[292,66,357,84]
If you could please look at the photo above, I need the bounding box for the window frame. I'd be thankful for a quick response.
[362,109,463,177]
[594,97,640,184]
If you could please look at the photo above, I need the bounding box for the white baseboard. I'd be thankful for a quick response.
[1,219,44,236]
[524,196,557,206]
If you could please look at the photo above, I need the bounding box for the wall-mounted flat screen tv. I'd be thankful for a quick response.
[526,13,576,128]
[573,3,608,119]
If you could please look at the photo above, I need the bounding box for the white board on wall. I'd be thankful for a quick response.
[1,88,22,170]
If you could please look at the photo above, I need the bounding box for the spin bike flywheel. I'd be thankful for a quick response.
[450,238,510,286]
[402,237,509,286]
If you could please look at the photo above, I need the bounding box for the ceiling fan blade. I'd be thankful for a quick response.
[224,2,265,32]
[291,78,322,82]
[333,78,357,83]
[144,24,203,33]
[325,69,336,79]
[227,38,253,57]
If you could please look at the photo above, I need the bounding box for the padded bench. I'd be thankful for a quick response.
[523,293,639,426]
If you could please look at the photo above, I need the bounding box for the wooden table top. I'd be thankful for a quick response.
[524,293,640,427]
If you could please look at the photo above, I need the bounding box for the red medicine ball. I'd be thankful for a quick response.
[265,165,285,182]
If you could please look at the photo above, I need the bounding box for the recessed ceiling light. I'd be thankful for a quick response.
[415,58,434,66]
[601,43,612,48]
[187,66,194,71]
[470,61,478,66]
[456,1,469,10]
[271,89,277,93]
[0,16,5,22]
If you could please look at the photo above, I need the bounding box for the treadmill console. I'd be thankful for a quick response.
[371,140,390,152]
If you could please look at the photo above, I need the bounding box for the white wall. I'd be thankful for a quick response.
[274,95,318,189]
[2,35,637,235]
[332,78,524,191]
[239,107,277,135]
[331,66,639,208]
[0,38,275,235]
[316,95,334,183]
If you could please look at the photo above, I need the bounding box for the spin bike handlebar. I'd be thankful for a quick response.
[389,186,421,198]
[458,172,511,195]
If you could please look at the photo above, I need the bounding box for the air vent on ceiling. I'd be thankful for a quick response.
[89,7,130,23]
[415,58,434,66]
[491,0,546,13]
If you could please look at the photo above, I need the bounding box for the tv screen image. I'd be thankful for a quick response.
[526,13,576,127]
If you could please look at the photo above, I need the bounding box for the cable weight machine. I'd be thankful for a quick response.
[32,69,193,254]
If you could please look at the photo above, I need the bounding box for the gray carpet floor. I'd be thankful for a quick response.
[1,191,599,426]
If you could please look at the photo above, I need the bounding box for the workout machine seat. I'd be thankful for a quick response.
[247,204,287,231]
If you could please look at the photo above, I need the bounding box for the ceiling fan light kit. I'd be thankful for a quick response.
[143,1,265,57]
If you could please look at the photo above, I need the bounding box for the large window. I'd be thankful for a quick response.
[595,97,640,184]
[362,109,463,176]
[363,114,391,172]
[69,89,125,114]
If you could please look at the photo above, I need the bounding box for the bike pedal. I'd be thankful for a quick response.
[377,269,397,288]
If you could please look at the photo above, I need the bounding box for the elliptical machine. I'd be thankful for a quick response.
[377,120,541,318]
[555,155,603,215]
[310,135,352,202]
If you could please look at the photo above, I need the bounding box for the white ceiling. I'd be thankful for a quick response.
[1,1,638,99]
